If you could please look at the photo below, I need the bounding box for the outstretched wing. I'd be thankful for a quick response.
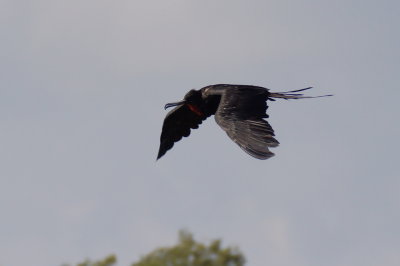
[214,86,279,160]
[157,105,208,159]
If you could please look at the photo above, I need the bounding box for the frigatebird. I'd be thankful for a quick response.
[157,84,331,160]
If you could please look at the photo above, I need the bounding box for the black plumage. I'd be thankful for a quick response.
[157,84,331,160]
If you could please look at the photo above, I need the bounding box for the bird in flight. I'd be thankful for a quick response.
[157,84,331,160]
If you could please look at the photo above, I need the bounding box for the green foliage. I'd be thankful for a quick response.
[64,231,245,266]
[64,254,116,266]
[132,230,245,266]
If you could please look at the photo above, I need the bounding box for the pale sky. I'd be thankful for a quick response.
[1,1,399,265]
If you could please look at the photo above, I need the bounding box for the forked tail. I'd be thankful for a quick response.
[269,87,332,100]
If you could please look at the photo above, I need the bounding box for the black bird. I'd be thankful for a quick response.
[157,84,331,160]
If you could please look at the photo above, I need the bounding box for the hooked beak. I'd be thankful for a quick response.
[164,100,186,110]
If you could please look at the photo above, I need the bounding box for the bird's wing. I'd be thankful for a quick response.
[214,86,279,160]
[157,104,208,159]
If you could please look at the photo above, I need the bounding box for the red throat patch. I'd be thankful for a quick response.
[187,104,204,116]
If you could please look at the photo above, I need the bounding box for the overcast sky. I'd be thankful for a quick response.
[1,0,399,265]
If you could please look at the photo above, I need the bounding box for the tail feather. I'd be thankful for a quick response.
[269,87,332,100]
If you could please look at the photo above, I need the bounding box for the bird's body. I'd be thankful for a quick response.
[157,84,331,160]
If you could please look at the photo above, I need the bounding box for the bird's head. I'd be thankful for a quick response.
[164,89,202,110]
